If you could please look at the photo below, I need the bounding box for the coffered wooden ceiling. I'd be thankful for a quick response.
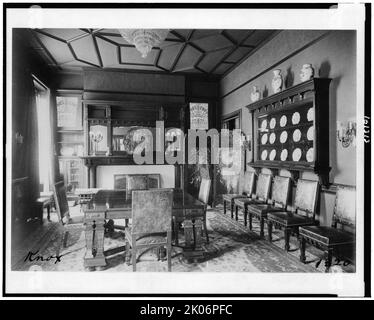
[28,28,276,76]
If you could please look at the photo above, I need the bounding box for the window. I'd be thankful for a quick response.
[33,77,52,192]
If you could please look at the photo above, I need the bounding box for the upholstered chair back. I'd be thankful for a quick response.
[131,189,173,234]
[333,186,356,228]
[242,171,255,196]
[294,179,319,218]
[198,178,211,205]
[53,181,69,222]
[255,173,272,201]
[271,176,291,208]
[126,175,148,199]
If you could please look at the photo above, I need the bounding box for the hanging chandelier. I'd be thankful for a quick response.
[118,29,169,58]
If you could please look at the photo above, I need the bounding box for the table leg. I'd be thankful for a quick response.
[84,213,107,268]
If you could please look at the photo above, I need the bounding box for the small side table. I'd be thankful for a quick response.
[36,192,54,223]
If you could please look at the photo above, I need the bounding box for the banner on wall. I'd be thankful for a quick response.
[190,103,209,130]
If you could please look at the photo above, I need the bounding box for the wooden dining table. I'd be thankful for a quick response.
[83,188,206,268]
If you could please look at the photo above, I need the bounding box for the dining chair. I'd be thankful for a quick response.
[222,171,255,218]
[267,179,319,252]
[299,185,355,272]
[126,174,149,200]
[125,189,174,272]
[247,176,291,237]
[198,178,211,243]
[53,181,83,248]
[233,173,272,225]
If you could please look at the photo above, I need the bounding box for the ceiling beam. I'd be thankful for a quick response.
[209,30,256,74]
[92,35,103,68]
[170,30,194,73]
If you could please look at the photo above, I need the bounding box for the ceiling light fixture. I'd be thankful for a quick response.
[118,29,169,58]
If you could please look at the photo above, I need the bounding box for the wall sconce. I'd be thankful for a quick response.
[337,120,356,148]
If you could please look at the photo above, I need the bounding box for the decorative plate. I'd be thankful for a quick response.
[292,112,301,125]
[269,149,276,160]
[261,149,268,160]
[307,108,314,121]
[306,148,314,162]
[307,126,314,141]
[280,131,288,143]
[261,133,268,145]
[280,115,287,127]
[261,119,267,131]
[293,129,301,142]
[292,148,302,161]
[280,149,288,161]
[270,118,276,129]
[269,132,276,144]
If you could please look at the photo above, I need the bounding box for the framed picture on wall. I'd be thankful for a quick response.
[190,102,209,130]
[56,95,82,130]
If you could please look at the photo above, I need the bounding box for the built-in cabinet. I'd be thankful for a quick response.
[56,92,85,191]
[247,78,331,185]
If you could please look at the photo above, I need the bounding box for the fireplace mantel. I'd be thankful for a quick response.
[81,155,137,167]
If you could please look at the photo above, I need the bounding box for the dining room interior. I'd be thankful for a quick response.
[9,26,358,274]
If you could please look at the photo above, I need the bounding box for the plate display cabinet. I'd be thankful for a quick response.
[246,78,331,186]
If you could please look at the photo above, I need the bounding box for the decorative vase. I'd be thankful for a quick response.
[250,86,260,102]
[300,63,314,82]
[271,69,283,93]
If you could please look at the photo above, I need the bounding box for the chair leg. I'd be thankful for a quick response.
[203,215,209,243]
[223,200,226,214]
[299,236,306,263]
[167,235,172,272]
[244,206,247,227]
[248,207,252,230]
[284,228,290,251]
[235,205,238,221]
[268,221,273,242]
[125,241,131,265]
[230,201,234,219]
[324,248,333,273]
[132,235,137,272]
[260,217,265,238]
[62,230,69,248]
[173,218,179,246]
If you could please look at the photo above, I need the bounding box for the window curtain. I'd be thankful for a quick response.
[12,70,40,214]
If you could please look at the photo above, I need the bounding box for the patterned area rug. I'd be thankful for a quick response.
[12,207,355,272]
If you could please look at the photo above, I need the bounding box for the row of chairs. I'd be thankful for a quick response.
[223,172,356,272]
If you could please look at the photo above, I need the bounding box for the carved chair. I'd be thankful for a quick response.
[267,179,319,252]
[247,176,291,237]
[126,175,149,200]
[198,178,211,243]
[233,173,272,225]
[53,181,83,248]
[125,189,174,272]
[299,186,356,272]
[222,171,255,218]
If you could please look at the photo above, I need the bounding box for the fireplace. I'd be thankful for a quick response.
[96,165,175,189]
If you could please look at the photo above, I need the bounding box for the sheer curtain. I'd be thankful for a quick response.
[34,79,52,192]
